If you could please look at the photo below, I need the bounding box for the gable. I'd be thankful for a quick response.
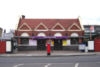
[53,25,64,30]
[68,23,81,31]
[51,23,65,31]
[37,25,47,30]
[70,25,80,30]
[34,23,48,31]
[20,25,30,30]
[18,23,32,31]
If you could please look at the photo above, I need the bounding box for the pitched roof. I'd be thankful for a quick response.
[17,18,82,30]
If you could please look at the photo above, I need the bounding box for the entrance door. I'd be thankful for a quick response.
[71,38,79,44]
[37,39,46,50]
[95,39,100,51]
[54,39,62,50]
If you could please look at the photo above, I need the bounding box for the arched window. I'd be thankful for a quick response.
[70,33,79,44]
[20,33,29,45]
[71,33,79,37]
[21,33,29,37]
[54,33,62,36]
[37,33,46,36]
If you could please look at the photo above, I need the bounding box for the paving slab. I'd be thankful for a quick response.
[0,51,96,57]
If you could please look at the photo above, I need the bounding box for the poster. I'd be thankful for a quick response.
[62,40,67,46]
[67,40,71,46]
[6,41,12,52]
[29,40,37,46]
[51,40,54,46]
[88,41,94,50]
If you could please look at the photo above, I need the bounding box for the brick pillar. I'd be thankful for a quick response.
[18,38,21,45]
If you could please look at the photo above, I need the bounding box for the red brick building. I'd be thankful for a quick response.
[15,15,84,51]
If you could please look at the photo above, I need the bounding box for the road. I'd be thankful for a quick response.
[0,55,100,67]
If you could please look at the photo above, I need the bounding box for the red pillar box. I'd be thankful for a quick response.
[46,40,51,56]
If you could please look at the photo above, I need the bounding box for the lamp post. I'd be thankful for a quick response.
[90,30,92,40]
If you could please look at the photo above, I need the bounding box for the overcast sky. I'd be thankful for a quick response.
[0,0,100,32]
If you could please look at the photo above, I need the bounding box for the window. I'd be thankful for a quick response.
[21,33,29,37]
[37,33,46,36]
[84,28,90,32]
[71,33,79,44]
[71,33,79,37]
[71,38,79,44]
[54,33,62,36]
[20,38,29,45]
[96,27,100,31]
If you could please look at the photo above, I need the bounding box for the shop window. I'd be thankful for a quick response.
[21,38,29,45]
[84,28,90,32]
[71,33,79,44]
[71,38,79,44]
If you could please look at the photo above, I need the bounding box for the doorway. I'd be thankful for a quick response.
[37,39,46,50]
[54,39,62,50]
[71,38,79,44]
[20,38,29,44]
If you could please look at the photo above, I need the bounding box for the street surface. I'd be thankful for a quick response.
[0,55,100,67]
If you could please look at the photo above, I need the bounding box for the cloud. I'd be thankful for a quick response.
[0,0,100,31]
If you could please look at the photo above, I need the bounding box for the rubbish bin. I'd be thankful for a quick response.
[79,44,86,52]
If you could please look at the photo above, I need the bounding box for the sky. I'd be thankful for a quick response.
[0,0,100,32]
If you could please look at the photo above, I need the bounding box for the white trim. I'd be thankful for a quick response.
[78,16,84,30]
[68,30,82,31]
[18,30,32,31]
[51,23,65,31]
[18,23,32,31]
[15,15,20,30]
[68,23,81,31]
[34,30,48,31]
[34,22,48,31]
[51,30,65,31]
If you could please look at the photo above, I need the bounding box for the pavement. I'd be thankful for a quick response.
[0,51,98,57]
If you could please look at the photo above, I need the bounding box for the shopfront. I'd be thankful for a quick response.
[15,16,84,51]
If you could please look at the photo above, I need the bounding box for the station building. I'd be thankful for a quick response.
[15,16,84,51]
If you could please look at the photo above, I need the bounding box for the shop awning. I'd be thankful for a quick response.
[14,36,84,39]
[32,36,68,39]
[14,36,68,39]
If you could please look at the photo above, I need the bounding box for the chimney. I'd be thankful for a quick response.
[22,15,25,19]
